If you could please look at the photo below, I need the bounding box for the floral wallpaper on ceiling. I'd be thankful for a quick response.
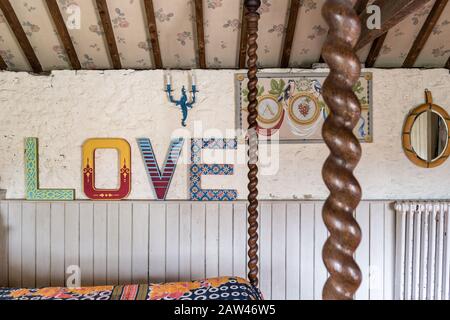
[0,12,31,70]
[290,0,329,67]
[375,1,435,67]
[108,0,153,69]
[152,0,196,68]
[256,0,290,67]
[57,0,110,69]
[204,0,240,68]
[416,2,450,67]
[0,0,448,70]
[7,0,69,70]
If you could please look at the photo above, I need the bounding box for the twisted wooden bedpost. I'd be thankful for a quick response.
[244,0,261,288]
[321,0,363,300]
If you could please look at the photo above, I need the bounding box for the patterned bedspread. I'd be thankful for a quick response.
[0,277,262,300]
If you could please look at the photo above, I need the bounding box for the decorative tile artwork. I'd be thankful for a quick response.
[137,137,184,200]
[189,138,237,201]
[236,72,373,143]
[25,137,74,200]
[82,138,131,200]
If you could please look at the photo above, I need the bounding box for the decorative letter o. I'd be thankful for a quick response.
[82,138,131,200]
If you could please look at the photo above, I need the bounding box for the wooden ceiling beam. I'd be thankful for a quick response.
[280,0,301,68]
[95,0,121,69]
[143,0,162,68]
[238,5,248,68]
[356,0,433,51]
[354,0,370,15]
[403,0,449,67]
[364,32,387,67]
[45,0,80,70]
[194,0,206,68]
[0,54,7,70]
[0,0,42,73]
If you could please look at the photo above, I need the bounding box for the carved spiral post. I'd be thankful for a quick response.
[245,0,261,288]
[321,0,363,300]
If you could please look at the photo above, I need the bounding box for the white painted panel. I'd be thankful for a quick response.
[233,202,247,280]
[22,202,36,288]
[8,202,21,287]
[191,203,206,280]
[50,202,65,286]
[0,202,8,286]
[370,202,385,300]
[35,202,51,287]
[205,203,219,279]
[179,203,191,281]
[383,202,395,300]
[166,203,180,282]
[285,203,300,300]
[93,203,107,285]
[118,202,132,284]
[272,202,286,300]
[355,201,370,300]
[259,202,272,299]
[64,202,79,286]
[79,202,94,286]
[106,202,119,285]
[314,202,327,300]
[149,203,166,282]
[218,203,232,277]
[300,203,314,300]
[132,202,149,283]
[0,200,398,300]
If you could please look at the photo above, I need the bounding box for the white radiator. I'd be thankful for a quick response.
[395,202,450,300]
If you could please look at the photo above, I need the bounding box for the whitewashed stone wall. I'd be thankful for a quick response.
[0,68,450,200]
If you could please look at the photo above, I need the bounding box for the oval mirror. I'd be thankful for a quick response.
[403,90,450,168]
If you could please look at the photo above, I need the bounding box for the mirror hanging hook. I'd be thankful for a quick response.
[425,89,433,106]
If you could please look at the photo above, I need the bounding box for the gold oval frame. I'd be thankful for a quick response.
[402,91,450,168]
[288,93,320,125]
[257,95,283,124]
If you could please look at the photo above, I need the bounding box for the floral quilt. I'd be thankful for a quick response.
[0,277,262,300]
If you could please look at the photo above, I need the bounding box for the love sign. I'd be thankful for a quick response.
[24,137,237,201]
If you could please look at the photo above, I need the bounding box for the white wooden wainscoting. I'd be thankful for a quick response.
[0,200,395,300]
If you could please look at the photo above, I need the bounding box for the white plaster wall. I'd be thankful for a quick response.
[0,68,450,200]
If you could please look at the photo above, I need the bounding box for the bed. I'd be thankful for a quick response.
[0,277,262,301]
[0,0,363,301]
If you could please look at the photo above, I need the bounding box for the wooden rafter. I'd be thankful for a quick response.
[0,0,42,73]
[95,0,121,69]
[0,54,7,70]
[194,0,206,68]
[364,32,387,67]
[354,0,370,15]
[403,0,449,67]
[356,0,433,51]
[45,0,80,70]
[238,5,248,68]
[281,0,301,68]
[143,0,162,68]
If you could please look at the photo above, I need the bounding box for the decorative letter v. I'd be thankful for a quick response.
[137,138,184,200]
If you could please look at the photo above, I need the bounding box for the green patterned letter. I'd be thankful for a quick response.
[25,137,75,200]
